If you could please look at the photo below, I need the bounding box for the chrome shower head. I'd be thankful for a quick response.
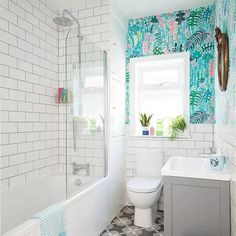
[53,16,73,27]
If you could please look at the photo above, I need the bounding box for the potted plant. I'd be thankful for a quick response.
[169,115,187,140]
[140,113,153,135]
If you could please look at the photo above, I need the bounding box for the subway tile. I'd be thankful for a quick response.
[0,18,9,31]
[0,88,9,100]
[0,6,17,24]
[94,5,110,16]
[93,23,109,33]
[18,101,33,112]
[0,52,17,67]
[162,140,178,148]
[1,144,18,156]
[133,139,147,147]
[32,159,45,169]
[1,99,17,111]
[19,0,33,14]
[9,111,26,122]
[1,123,17,133]
[1,155,9,167]
[79,9,94,18]
[9,67,26,80]
[18,142,33,153]
[25,150,40,162]
[0,64,9,77]
[0,0,8,9]
[18,59,33,73]
[18,80,33,92]
[9,46,26,60]
[0,40,9,54]
[18,162,33,174]
[195,124,213,133]
[178,140,195,149]
[101,0,109,5]
[191,132,204,141]
[204,133,214,141]
[86,16,101,26]
[25,12,39,27]
[9,133,26,144]
[18,123,33,132]
[196,141,213,149]
[26,93,40,103]
[1,166,18,179]
[9,23,26,40]
[26,132,40,142]
[147,140,163,148]
[18,17,33,33]
[26,32,40,47]
[9,153,26,165]
[9,1,25,19]
[18,38,33,53]
[170,148,187,157]
[86,0,101,8]
[1,76,17,89]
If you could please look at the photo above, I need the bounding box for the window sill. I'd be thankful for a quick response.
[129,135,192,140]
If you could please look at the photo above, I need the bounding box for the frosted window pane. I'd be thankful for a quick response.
[142,70,179,85]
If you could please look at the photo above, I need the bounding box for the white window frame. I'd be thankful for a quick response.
[129,52,190,137]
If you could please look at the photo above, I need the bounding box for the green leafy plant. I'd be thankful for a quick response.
[139,113,153,127]
[169,115,187,140]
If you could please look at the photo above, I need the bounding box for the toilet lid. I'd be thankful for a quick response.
[127,177,161,193]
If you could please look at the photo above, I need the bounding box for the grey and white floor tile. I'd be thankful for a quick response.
[100,206,164,236]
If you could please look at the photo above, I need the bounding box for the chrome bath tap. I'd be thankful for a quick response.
[72,162,89,176]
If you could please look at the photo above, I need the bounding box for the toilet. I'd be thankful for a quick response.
[127,151,163,228]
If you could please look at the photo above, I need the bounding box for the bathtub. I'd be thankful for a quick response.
[2,175,108,236]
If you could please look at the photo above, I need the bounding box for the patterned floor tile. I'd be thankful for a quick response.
[100,206,164,236]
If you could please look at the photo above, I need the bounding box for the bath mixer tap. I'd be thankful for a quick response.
[72,162,89,176]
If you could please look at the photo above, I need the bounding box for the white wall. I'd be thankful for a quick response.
[0,0,59,191]
[107,0,127,218]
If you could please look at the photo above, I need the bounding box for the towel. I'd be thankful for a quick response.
[33,203,67,236]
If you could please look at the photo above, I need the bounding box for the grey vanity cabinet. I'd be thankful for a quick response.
[164,176,230,236]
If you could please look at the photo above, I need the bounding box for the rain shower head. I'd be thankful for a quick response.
[53,16,73,27]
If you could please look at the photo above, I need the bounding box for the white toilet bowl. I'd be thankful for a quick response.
[127,177,163,228]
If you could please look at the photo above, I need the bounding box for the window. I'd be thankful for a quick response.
[130,52,190,136]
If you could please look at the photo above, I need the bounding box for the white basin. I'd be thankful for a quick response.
[161,156,231,181]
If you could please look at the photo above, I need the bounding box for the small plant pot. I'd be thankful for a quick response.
[142,127,149,135]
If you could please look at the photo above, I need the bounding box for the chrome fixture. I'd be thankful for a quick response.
[72,162,89,176]
[53,9,84,39]
[53,9,83,152]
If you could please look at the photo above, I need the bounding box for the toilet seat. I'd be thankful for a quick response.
[127,177,161,193]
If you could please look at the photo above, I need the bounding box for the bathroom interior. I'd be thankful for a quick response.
[0,0,235,235]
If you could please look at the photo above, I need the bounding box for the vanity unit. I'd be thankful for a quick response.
[161,157,231,236]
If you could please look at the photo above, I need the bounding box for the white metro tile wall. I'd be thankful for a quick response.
[125,124,214,209]
[0,0,59,191]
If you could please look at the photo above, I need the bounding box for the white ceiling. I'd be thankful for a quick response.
[47,0,214,17]
[115,0,214,18]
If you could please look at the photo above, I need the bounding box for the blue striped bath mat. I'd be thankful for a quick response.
[33,203,67,236]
